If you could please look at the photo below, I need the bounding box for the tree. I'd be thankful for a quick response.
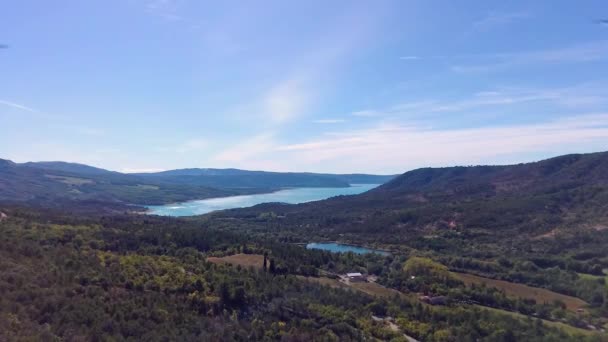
[269,258,276,274]
[263,252,268,272]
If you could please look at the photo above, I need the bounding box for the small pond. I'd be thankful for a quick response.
[306,242,389,256]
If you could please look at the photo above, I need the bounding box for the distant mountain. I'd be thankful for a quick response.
[21,161,115,175]
[0,159,235,207]
[136,168,396,188]
[0,159,396,209]
[144,168,257,177]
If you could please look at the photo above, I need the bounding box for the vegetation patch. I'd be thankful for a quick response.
[453,272,588,311]
[207,253,265,269]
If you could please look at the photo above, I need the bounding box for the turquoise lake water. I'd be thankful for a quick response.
[147,184,379,216]
[306,242,389,255]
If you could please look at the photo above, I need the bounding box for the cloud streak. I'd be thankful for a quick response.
[204,110,608,174]
[273,113,608,173]
[0,99,39,113]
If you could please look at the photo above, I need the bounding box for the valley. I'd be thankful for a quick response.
[1,152,608,341]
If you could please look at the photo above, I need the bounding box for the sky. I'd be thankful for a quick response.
[1,0,608,174]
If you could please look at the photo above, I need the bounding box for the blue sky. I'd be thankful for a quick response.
[1,0,608,174]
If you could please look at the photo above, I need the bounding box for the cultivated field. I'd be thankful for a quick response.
[453,272,588,311]
[207,253,265,269]
[350,281,409,299]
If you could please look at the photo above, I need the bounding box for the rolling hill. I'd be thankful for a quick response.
[0,159,395,209]
[0,159,237,208]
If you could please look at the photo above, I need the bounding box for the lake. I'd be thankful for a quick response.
[306,242,390,255]
[147,184,379,216]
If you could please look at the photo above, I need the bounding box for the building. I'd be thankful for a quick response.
[346,272,366,282]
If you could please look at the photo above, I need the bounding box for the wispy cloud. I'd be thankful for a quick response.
[451,41,608,73]
[473,11,530,31]
[0,99,39,113]
[273,113,608,173]
[400,56,419,60]
[313,119,346,124]
[223,4,383,128]
[0,99,63,120]
[349,83,608,122]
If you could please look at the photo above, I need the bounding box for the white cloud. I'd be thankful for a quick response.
[272,113,608,173]
[400,56,419,60]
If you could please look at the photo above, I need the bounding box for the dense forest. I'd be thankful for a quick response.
[1,207,604,341]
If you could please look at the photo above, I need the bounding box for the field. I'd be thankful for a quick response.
[207,253,265,269]
[45,174,94,185]
[453,272,588,311]
[350,281,409,299]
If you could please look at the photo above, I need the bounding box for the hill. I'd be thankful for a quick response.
[135,168,395,189]
[222,151,608,239]
[0,159,235,208]
[20,161,115,175]
[0,159,395,209]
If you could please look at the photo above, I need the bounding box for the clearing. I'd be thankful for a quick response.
[453,272,588,311]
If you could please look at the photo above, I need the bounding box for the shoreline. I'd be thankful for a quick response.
[144,184,380,216]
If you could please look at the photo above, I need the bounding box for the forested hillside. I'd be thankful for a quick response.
[0,159,235,207]
[0,207,600,341]
[220,152,608,241]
